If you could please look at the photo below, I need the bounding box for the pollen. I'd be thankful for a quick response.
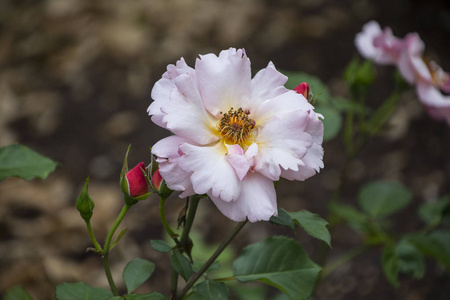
[426,60,448,87]
[217,107,255,145]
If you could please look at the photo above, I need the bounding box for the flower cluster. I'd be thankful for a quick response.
[148,48,324,222]
[355,21,450,124]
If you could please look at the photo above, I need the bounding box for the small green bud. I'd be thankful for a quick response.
[76,178,95,221]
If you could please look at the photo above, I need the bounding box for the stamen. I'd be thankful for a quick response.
[217,107,255,145]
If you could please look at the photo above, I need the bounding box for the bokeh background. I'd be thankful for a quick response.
[1,0,450,299]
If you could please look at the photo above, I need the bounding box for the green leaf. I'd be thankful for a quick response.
[123,258,155,294]
[233,236,321,300]
[315,106,342,142]
[192,261,220,273]
[4,286,33,300]
[0,144,57,181]
[418,195,450,226]
[230,283,266,300]
[358,180,412,219]
[381,244,399,287]
[187,280,228,300]
[344,57,376,87]
[124,293,167,300]
[171,250,192,282]
[282,71,331,104]
[107,297,123,300]
[330,97,365,113]
[150,239,173,253]
[330,202,367,228]
[407,230,450,270]
[288,210,331,247]
[55,282,113,300]
[269,208,295,231]
[396,238,425,279]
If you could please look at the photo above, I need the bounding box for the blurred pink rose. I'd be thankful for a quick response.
[149,48,324,222]
[355,21,404,65]
[356,21,450,124]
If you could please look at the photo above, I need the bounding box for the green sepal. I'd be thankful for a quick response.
[124,194,139,207]
[157,179,173,199]
[76,178,95,221]
[120,145,132,182]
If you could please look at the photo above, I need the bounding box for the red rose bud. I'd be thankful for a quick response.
[294,82,310,99]
[125,162,149,197]
[151,168,163,191]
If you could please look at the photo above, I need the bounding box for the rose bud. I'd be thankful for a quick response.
[294,82,310,99]
[151,168,163,191]
[122,162,149,198]
[76,178,95,221]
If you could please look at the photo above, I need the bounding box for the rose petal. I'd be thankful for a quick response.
[249,62,289,104]
[209,172,277,222]
[254,110,313,180]
[152,136,196,197]
[196,48,251,116]
[161,74,218,145]
[178,142,241,202]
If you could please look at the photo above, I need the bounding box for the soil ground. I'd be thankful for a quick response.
[1,0,450,299]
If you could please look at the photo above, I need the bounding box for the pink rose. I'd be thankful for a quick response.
[149,48,324,222]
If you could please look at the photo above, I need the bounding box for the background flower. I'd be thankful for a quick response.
[355,21,450,124]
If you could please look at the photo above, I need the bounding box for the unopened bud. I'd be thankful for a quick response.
[294,82,310,99]
[76,178,95,221]
[149,167,173,198]
[151,169,163,191]
[122,162,149,198]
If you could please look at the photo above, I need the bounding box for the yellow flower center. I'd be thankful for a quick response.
[425,59,448,87]
[217,107,255,145]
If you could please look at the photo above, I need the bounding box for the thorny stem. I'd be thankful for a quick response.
[102,204,131,296]
[179,195,202,251]
[169,268,179,300]
[103,255,119,296]
[169,195,202,299]
[104,204,130,254]
[179,220,248,299]
[159,197,181,247]
[85,220,102,252]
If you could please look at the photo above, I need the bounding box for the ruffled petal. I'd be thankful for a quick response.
[178,142,241,202]
[225,144,258,181]
[355,21,382,61]
[254,110,313,180]
[442,75,450,93]
[252,90,314,126]
[397,33,429,84]
[416,82,450,107]
[148,58,196,128]
[148,78,174,128]
[152,136,196,197]
[281,112,324,181]
[248,62,289,105]
[195,48,252,116]
[209,172,277,222]
[161,74,218,145]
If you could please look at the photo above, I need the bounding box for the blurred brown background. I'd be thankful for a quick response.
[1,0,450,299]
